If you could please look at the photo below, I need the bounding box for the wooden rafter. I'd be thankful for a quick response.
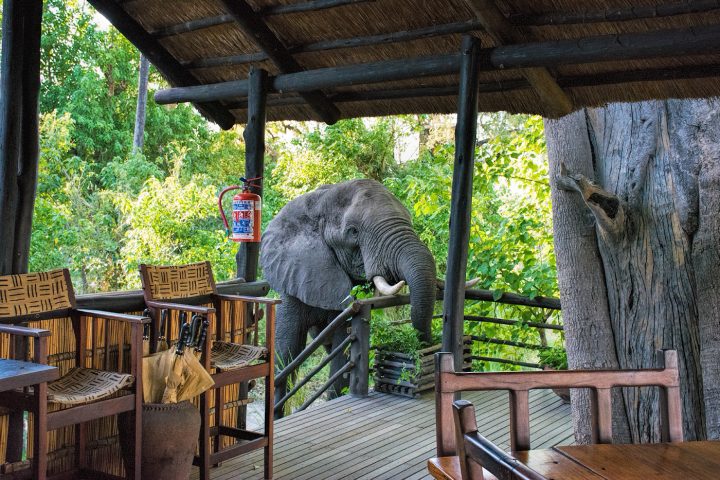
[151,0,374,37]
[511,0,720,26]
[464,0,572,117]
[87,0,236,129]
[155,23,720,107]
[217,0,340,124]
[183,20,484,69]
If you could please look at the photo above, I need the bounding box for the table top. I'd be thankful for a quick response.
[516,441,720,480]
[0,359,59,392]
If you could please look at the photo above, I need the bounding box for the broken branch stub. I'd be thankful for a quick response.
[558,165,627,238]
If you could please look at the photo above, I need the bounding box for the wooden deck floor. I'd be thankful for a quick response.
[196,389,574,480]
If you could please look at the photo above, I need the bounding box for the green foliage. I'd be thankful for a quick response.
[538,346,568,370]
[350,282,375,300]
[117,170,238,289]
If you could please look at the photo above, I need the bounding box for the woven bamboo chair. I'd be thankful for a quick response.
[139,261,278,480]
[0,269,147,480]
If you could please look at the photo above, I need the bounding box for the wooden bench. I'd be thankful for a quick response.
[428,350,683,480]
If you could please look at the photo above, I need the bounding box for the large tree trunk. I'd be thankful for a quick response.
[545,99,720,442]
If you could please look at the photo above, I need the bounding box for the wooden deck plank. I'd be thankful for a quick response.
[193,389,573,480]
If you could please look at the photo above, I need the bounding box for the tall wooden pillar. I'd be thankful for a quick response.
[235,68,268,281]
[0,0,43,276]
[0,0,43,464]
[442,36,480,371]
[234,68,268,429]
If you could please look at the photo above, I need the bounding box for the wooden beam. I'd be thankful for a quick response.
[157,23,720,106]
[259,0,374,16]
[86,0,236,129]
[152,1,375,38]
[510,0,720,26]
[464,0,572,117]
[217,0,340,124]
[442,36,481,371]
[155,54,462,104]
[184,20,483,69]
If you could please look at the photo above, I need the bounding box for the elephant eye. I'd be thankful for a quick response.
[346,226,359,240]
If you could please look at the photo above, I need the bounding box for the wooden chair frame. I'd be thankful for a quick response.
[0,270,148,480]
[432,350,684,480]
[139,261,278,480]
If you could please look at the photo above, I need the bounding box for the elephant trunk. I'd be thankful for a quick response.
[395,242,437,344]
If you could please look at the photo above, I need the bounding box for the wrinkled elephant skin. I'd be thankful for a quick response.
[260,179,436,415]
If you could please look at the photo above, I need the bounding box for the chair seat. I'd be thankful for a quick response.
[210,342,267,370]
[428,456,498,480]
[47,367,134,405]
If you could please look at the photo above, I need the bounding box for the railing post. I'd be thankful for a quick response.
[349,303,371,397]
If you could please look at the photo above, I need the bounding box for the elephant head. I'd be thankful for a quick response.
[260,179,437,342]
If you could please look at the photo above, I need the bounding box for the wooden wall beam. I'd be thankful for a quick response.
[184,20,483,69]
[442,36,481,370]
[87,0,236,129]
[217,0,340,124]
[464,0,572,117]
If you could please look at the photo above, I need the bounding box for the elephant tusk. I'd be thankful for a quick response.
[436,277,481,289]
[373,276,405,296]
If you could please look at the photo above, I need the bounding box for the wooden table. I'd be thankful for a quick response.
[516,441,720,479]
[0,359,58,392]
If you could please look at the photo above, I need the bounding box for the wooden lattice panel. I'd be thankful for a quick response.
[140,261,215,300]
[0,269,73,318]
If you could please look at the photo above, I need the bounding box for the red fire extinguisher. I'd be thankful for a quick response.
[218,177,262,242]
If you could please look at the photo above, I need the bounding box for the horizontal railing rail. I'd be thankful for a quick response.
[276,286,561,413]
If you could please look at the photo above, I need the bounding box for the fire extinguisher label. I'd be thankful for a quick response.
[232,199,254,239]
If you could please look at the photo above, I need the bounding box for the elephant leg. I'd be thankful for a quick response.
[274,295,309,419]
[327,325,350,399]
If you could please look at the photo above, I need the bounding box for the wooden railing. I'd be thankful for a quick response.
[275,287,561,414]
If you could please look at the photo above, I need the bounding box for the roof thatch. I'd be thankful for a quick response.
[92,0,720,127]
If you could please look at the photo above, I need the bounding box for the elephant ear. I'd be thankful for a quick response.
[260,189,352,311]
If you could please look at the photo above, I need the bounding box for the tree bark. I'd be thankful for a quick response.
[546,99,719,442]
[545,111,630,444]
[132,54,150,154]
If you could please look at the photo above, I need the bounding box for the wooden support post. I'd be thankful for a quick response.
[442,36,480,371]
[235,68,267,429]
[0,0,43,275]
[236,68,268,282]
[349,304,371,397]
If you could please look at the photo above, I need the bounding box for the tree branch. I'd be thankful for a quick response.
[558,163,627,237]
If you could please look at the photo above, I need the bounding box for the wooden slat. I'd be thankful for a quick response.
[192,388,573,479]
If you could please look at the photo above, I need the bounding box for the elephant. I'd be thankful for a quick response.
[260,179,437,413]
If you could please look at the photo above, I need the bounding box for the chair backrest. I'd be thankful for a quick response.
[139,261,217,302]
[452,399,546,480]
[435,350,683,456]
[0,269,75,321]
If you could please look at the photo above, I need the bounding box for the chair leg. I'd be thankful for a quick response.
[214,383,222,467]
[199,388,211,480]
[264,373,273,480]
[126,408,142,480]
[33,383,48,480]
[76,421,87,471]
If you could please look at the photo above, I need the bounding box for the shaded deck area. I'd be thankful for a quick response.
[197,388,574,480]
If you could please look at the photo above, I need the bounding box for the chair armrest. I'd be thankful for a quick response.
[145,300,215,314]
[75,309,150,324]
[0,324,51,338]
[215,294,281,305]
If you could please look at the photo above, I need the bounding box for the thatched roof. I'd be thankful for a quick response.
[91,0,720,127]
